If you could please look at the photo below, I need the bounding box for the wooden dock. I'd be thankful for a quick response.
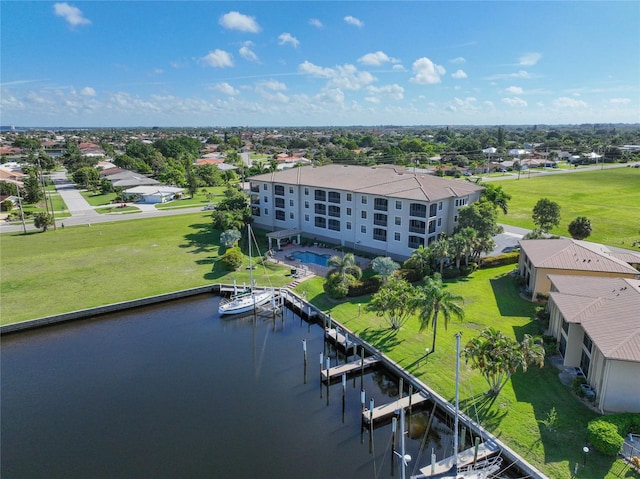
[362,391,430,424]
[416,440,499,476]
[325,328,356,352]
[321,356,380,381]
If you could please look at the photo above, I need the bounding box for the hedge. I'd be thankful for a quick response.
[479,251,520,268]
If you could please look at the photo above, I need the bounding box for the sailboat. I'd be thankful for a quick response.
[218,224,274,316]
[411,333,502,479]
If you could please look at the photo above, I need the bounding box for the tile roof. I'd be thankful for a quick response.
[549,275,640,362]
[249,164,484,202]
[520,239,639,275]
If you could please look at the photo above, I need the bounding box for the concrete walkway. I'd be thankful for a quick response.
[50,170,100,218]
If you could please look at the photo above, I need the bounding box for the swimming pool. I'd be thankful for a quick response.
[289,250,331,267]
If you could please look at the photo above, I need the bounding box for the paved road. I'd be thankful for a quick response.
[0,170,206,234]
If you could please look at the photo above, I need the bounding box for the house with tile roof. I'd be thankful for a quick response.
[248,164,484,259]
[547,274,640,413]
[518,239,640,298]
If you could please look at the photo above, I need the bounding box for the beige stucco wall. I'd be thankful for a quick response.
[597,358,640,413]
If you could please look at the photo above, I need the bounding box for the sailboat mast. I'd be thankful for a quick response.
[248,224,253,288]
[453,332,461,474]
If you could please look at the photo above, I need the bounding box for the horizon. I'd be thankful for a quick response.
[2,2,639,128]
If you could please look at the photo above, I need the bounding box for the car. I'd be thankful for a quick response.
[203,204,215,211]
[502,245,521,253]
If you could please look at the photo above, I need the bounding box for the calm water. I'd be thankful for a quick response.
[1,295,458,479]
[290,251,331,267]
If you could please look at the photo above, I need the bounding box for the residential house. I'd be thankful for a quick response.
[518,239,640,298]
[122,185,184,204]
[547,274,640,413]
[249,164,483,259]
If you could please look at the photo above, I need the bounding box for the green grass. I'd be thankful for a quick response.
[155,186,227,209]
[95,205,141,214]
[81,191,118,206]
[294,268,639,479]
[493,168,640,249]
[0,213,292,324]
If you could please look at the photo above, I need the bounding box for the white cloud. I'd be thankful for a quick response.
[366,84,404,100]
[80,87,96,97]
[485,70,533,81]
[298,61,375,90]
[239,42,259,62]
[219,11,260,33]
[315,88,345,105]
[447,97,479,112]
[278,32,300,48]
[450,57,466,64]
[309,18,323,28]
[518,53,542,66]
[211,82,239,96]
[201,50,234,68]
[258,80,287,91]
[610,97,631,104]
[502,97,528,107]
[53,3,91,27]
[505,86,523,94]
[344,16,364,28]
[358,51,399,66]
[552,97,588,108]
[452,69,467,79]
[410,57,446,84]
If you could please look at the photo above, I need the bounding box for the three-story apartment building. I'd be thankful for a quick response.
[249,164,484,259]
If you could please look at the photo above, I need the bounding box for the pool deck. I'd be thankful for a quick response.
[268,244,371,277]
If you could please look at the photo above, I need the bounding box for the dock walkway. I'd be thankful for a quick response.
[325,327,356,352]
[321,356,380,381]
[362,391,430,424]
[416,440,499,476]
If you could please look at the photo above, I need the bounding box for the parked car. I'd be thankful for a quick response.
[203,204,215,211]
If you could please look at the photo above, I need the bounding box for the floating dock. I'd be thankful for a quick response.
[321,356,380,382]
[362,391,430,424]
[416,440,500,476]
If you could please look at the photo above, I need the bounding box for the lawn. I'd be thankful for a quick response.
[0,213,292,324]
[294,268,639,479]
[492,168,640,249]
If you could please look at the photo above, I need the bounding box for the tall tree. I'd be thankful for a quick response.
[416,273,465,355]
[33,212,53,232]
[532,198,561,233]
[456,201,503,240]
[327,253,362,282]
[462,328,545,396]
[403,245,432,279]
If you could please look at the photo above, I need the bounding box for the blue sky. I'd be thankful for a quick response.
[2,1,639,127]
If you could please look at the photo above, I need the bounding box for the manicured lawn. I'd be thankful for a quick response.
[0,213,292,324]
[294,267,638,479]
[81,191,118,206]
[155,186,227,209]
[493,168,640,249]
[95,205,141,214]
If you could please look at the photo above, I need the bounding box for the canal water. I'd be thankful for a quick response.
[2,295,459,479]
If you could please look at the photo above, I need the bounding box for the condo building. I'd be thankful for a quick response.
[249,164,484,259]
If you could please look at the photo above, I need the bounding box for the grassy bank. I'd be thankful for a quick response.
[493,168,640,249]
[0,213,291,324]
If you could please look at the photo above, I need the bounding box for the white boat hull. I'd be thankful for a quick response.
[218,290,273,316]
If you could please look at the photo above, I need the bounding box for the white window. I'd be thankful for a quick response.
[395,216,401,226]
[361,196,367,204]
[394,232,401,241]
[361,225,366,233]
[304,214,310,222]
[395,200,402,210]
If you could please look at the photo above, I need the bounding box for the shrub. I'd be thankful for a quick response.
[348,276,382,297]
[442,267,460,279]
[396,268,424,283]
[587,420,624,456]
[323,272,356,299]
[479,252,519,268]
[460,263,478,276]
[220,246,243,271]
[514,275,527,287]
[572,376,587,396]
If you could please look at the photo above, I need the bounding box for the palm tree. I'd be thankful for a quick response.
[403,245,431,278]
[327,253,362,281]
[430,237,450,274]
[449,233,468,269]
[417,273,465,355]
[462,328,545,396]
[481,184,512,215]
